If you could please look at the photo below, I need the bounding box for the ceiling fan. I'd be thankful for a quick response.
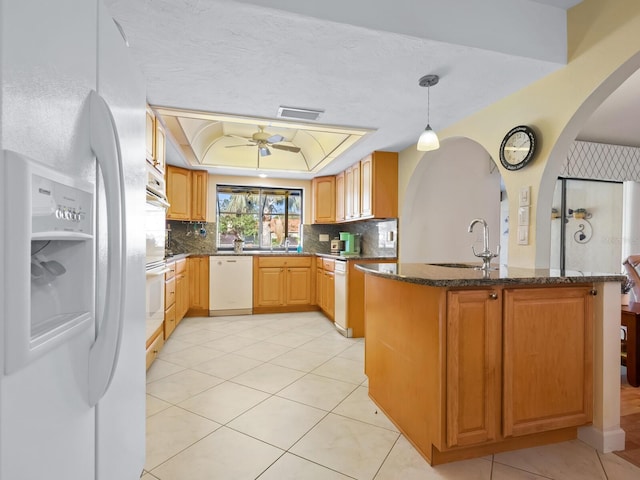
[225,125,301,157]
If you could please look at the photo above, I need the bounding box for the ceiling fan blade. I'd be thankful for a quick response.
[225,143,255,148]
[271,144,301,153]
[228,134,252,141]
[266,134,285,143]
[259,146,271,157]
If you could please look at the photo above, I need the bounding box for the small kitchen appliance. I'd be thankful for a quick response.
[339,232,361,256]
[330,238,345,254]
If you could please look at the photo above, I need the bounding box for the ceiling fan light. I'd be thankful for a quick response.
[417,125,439,151]
[259,146,271,157]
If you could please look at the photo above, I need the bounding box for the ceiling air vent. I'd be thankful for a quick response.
[277,106,323,121]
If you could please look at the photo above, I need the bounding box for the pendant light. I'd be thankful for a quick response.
[417,74,440,151]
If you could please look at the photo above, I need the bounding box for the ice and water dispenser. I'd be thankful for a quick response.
[3,151,94,373]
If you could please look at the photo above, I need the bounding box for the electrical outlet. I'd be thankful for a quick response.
[517,225,529,245]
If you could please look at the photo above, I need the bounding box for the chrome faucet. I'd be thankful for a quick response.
[284,237,290,252]
[468,218,500,271]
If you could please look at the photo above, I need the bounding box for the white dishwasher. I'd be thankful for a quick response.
[334,259,351,337]
[209,256,253,316]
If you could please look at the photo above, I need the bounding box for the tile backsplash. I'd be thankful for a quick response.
[167,218,398,257]
[302,219,398,257]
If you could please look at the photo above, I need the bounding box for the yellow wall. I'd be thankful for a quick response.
[398,0,640,268]
[206,174,312,223]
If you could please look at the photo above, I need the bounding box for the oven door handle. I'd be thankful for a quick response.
[88,90,127,407]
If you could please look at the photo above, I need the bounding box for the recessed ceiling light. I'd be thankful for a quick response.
[277,106,323,121]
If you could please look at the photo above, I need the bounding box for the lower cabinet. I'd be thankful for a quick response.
[187,255,209,316]
[316,258,335,319]
[175,258,188,324]
[164,262,177,339]
[146,326,165,370]
[253,256,314,313]
[365,276,595,465]
[445,286,593,450]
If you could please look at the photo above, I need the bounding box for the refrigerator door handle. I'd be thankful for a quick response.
[87,90,127,407]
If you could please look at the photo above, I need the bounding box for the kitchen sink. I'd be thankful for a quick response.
[427,262,499,271]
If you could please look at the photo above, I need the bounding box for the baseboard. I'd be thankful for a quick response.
[209,308,253,316]
[578,425,626,453]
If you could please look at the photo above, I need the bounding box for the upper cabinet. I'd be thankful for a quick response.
[146,105,166,175]
[166,165,208,221]
[312,151,398,224]
[312,176,336,224]
[359,151,398,220]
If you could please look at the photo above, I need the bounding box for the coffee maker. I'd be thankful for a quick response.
[339,232,361,256]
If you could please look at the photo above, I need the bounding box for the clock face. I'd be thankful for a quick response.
[499,125,536,171]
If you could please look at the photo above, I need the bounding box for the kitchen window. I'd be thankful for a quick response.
[216,185,302,250]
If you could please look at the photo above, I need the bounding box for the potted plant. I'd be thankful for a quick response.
[621,276,634,305]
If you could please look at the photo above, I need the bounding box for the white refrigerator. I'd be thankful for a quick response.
[0,0,146,479]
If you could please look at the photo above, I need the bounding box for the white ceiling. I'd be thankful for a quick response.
[104,0,638,179]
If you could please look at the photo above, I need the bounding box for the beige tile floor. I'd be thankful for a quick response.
[143,312,640,480]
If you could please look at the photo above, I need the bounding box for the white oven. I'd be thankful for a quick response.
[145,264,169,339]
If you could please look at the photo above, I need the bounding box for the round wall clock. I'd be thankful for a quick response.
[499,125,537,171]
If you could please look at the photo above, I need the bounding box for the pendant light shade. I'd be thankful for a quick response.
[417,125,440,151]
[417,74,440,152]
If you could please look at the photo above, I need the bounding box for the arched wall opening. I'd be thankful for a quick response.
[400,137,502,263]
[536,50,640,268]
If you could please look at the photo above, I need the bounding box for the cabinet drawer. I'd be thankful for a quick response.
[165,261,176,280]
[164,303,176,338]
[165,277,176,307]
[258,256,312,268]
[146,330,165,370]
[176,258,187,274]
[322,258,335,272]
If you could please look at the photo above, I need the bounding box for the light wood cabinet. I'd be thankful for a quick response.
[166,166,208,221]
[502,286,593,437]
[253,256,315,313]
[312,176,336,224]
[364,276,594,465]
[146,106,166,175]
[167,166,191,220]
[187,256,209,316]
[344,166,355,220]
[359,151,398,219]
[446,289,502,448]
[316,258,335,319]
[335,171,345,223]
[349,162,361,220]
[164,262,176,339]
[175,259,188,324]
[146,324,164,370]
[146,106,155,163]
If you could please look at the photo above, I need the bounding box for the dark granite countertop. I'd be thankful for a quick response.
[355,262,625,287]
[315,253,397,261]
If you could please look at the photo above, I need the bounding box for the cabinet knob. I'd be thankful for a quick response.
[489,292,498,300]
[589,289,598,296]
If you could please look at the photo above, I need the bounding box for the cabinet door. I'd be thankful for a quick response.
[345,166,354,220]
[191,170,208,221]
[188,256,210,311]
[502,286,593,437]
[324,271,335,319]
[446,289,501,448]
[286,267,312,305]
[360,155,372,217]
[312,176,336,224]
[154,120,166,175]
[351,161,361,219]
[335,171,345,222]
[256,267,285,306]
[316,267,324,309]
[164,303,176,339]
[167,166,191,220]
[145,107,155,163]
[175,272,187,323]
[165,276,176,308]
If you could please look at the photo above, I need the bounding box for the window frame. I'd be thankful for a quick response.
[216,184,303,251]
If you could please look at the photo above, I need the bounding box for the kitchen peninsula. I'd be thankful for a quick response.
[357,262,625,465]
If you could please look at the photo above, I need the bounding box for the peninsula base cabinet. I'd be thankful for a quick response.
[365,276,594,465]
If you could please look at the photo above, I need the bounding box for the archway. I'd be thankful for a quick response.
[400,137,502,263]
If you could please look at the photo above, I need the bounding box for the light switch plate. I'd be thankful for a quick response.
[518,206,530,226]
[519,186,531,207]
[517,225,529,245]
